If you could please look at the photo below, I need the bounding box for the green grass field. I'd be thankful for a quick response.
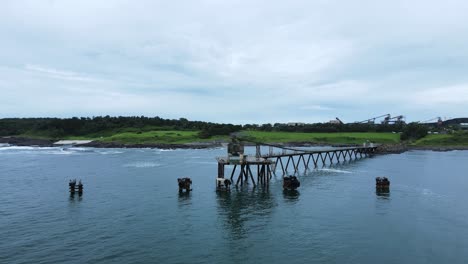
[241,131,400,144]
[414,132,468,146]
[97,130,228,144]
[23,129,468,146]
[45,130,402,145]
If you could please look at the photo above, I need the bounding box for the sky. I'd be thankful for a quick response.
[1,0,468,124]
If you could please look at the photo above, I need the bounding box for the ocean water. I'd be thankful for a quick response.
[1,146,468,264]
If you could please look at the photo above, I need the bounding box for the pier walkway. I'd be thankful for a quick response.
[216,143,378,187]
[263,145,377,174]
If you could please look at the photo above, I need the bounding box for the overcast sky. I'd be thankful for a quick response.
[1,0,467,124]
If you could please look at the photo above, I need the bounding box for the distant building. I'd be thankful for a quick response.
[329,120,341,124]
[460,123,468,130]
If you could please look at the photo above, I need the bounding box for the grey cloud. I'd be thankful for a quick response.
[0,0,467,122]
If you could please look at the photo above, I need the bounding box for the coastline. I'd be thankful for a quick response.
[1,136,468,152]
[0,137,223,149]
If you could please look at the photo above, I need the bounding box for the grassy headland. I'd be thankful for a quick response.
[69,130,400,145]
[13,130,400,145]
[413,132,468,147]
[62,130,468,148]
[2,117,468,148]
[97,130,228,144]
[240,131,400,145]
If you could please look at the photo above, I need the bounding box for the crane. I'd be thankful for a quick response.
[381,115,405,124]
[356,114,390,124]
[420,117,443,126]
[335,117,344,124]
[421,117,441,123]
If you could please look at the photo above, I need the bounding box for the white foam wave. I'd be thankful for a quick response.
[186,161,218,165]
[0,146,38,151]
[67,147,93,152]
[97,150,124,155]
[123,161,161,168]
[0,145,96,155]
[0,146,81,155]
[47,150,75,155]
[317,168,353,174]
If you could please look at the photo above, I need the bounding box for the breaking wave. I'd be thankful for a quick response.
[123,161,162,168]
[316,168,353,174]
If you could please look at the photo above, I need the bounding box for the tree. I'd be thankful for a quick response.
[400,123,428,141]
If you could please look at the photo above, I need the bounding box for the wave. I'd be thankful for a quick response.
[97,150,124,155]
[46,149,75,155]
[0,145,129,156]
[158,148,184,152]
[0,146,77,155]
[316,168,353,174]
[0,146,38,151]
[67,147,93,152]
[123,161,162,168]
[185,161,218,165]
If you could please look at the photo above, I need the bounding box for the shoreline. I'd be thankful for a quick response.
[1,136,468,152]
[0,137,223,150]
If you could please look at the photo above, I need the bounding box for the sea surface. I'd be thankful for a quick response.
[1,144,468,264]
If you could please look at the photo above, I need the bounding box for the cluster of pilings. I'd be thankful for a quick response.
[217,157,274,188]
[177,178,192,193]
[69,179,83,196]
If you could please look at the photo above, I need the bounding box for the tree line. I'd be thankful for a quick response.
[0,116,243,138]
[0,116,427,139]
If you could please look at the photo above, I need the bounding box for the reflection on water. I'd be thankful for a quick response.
[177,192,192,206]
[69,193,83,201]
[283,189,300,203]
[376,190,390,199]
[216,188,276,239]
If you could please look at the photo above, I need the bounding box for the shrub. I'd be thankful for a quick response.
[400,123,428,141]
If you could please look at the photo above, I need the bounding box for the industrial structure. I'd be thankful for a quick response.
[381,115,405,124]
[356,114,390,124]
[419,117,443,126]
[216,138,377,188]
[327,114,408,125]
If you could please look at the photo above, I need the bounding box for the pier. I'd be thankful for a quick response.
[216,139,377,187]
[264,145,377,174]
[217,156,275,188]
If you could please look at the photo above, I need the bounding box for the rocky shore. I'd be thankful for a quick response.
[0,137,55,147]
[374,144,468,153]
[78,141,223,149]
[1,136,467,152]
[0,136,223,149]
[375,143,408,154]
[408,145,468,151]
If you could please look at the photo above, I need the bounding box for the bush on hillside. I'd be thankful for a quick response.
[400,123,428,141]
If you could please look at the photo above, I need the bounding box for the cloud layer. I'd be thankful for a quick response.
[1,0,468,123]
